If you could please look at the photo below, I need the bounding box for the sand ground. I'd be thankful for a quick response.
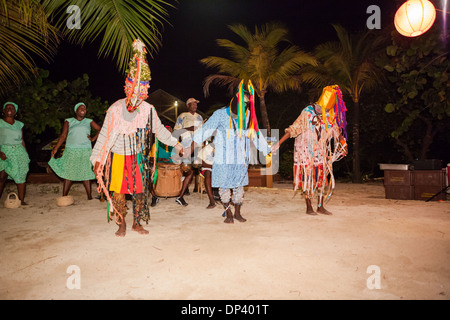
[0,181,449,300]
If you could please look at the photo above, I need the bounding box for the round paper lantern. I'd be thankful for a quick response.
[394,0,436,37]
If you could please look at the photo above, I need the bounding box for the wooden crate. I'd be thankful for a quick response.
[414,185,446,201]
[384,185,414,200]
[413,170,445,187]
[248,168,266,187]
[384,170,412,186]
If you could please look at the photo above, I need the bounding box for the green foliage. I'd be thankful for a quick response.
[278,149,294,180]
[5,69,109,143]
[0,0,59,97]
[301,24,388,102]
[376,27,449,158]
[1,0,176,98]
[43,0,176,73]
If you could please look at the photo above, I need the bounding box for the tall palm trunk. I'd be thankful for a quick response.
[258,92,271,137]
[352,100,361,183]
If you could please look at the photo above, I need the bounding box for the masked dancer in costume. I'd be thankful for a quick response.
[193,81,271,224]
[272,85,348,215]
[90,39,183,237]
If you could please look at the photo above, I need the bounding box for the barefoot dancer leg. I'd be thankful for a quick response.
[232,187,246,222]
[223,202,234,224]
[132,193,149,235]
[63,179,73,196]
[317,194,332,215]
[305,197,317,215]
[112,193,127,237]
[220,188,234,224]
[82,180,92,200]
[203,164,215,209]
[17,182,27,205]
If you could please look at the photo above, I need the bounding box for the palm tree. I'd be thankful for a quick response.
[301,24,387,183]
[0,0,175,98]
[201,22,317,136]
[0,0,59,97]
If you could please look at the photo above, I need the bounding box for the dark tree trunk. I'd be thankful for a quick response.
[395,138,415,163]
[352,100,362,183]
[258,93,271,137]
[418,116,436,160]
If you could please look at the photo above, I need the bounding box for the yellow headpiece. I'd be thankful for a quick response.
[315,85,347,137]
[317,85,337,111]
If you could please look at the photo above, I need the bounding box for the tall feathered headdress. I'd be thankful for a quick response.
[124,39,152,112]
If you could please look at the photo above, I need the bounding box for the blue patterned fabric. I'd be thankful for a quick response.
[193,107,269,189]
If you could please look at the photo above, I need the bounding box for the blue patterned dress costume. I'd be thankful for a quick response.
[193,107,270,190]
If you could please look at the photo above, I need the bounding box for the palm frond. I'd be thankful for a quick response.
[274,47,317,70]
[43,0,175,73]
[268,75,303,93]
[301,63,335,88]
[305,24,387,102]
[227,23,253,45]
[215,38,249,62]
[202,74,240,97]
[200,56,245,78]
[256,21,289,46]
[331,24,352,56]
[0,0,60,97]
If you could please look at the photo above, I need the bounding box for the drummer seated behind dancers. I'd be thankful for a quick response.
[173,97,203,206]
[150,125,175,207]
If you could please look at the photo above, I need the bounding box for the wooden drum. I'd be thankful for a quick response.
[154,163,182,197]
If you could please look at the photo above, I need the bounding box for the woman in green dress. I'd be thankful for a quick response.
[0,102,30,205]
[49,102,101,200]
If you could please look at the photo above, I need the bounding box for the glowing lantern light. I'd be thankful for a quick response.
[394,0,436,37]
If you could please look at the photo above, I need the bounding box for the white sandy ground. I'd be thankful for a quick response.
[0,181,449,300]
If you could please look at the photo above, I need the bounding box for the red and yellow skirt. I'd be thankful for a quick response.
[108,153,145,194]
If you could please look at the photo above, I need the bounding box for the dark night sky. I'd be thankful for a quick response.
[44,0,400,111]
